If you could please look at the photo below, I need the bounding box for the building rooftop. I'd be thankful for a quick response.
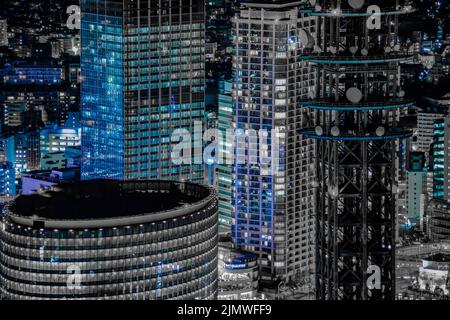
[241,0,304,9]
[6,180,215,228]
[424,253,450,263]
[22,168,78,184]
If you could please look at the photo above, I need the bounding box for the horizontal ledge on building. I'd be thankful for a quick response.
[299,99,415,111]
[299,129,413,141]
[298,54,413,64]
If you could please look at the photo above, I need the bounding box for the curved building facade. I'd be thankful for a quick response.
[0,180,218,300]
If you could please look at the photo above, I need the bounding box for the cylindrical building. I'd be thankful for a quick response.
[0,180,218,300]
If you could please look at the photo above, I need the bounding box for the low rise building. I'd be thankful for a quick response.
[21,168,78,195]
[418,254,450,297]
[218,238,258,300]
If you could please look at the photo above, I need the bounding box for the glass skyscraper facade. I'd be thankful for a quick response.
[217,80,233,234]
[81,0,124,180]
[232,2,316,283]
[81,0,205,182]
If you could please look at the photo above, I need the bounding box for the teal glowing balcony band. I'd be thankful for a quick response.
[299,130,413,141]
[300,8,414,17]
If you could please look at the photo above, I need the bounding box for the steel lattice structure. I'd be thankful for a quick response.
[300,0,414,300]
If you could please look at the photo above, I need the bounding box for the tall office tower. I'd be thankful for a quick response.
[405,152,427,231]
[81,0,205,182]
[217,79,234,234]
[430,118,445,200]
[442,116,450,202]
[300,1,414,299]
[232,1,316,285]
[0,18,7,47]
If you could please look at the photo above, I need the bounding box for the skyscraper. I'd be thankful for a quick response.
[405,152,427,231]
[430,117,445,200]
[81,0,205,182]
[300,1,414,300]
[232,0,316,285]
[217,79,234,234]
[442,116,450,202]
